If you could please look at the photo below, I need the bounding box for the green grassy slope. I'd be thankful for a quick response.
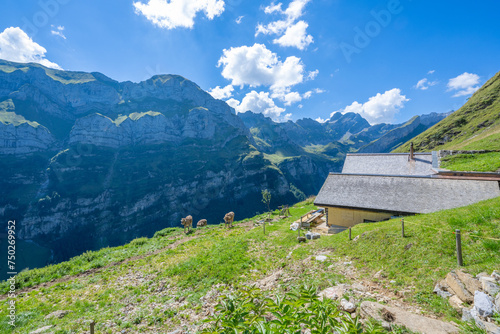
[394,71,500,152]
[1,197,499,333]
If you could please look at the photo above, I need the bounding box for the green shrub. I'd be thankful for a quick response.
[201,285,387,333]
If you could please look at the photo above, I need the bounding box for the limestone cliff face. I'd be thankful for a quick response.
[0,120,56,155]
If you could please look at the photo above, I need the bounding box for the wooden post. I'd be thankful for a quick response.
[297,222,300,238]
[401,218,405,238]
[90,321,95,334]
[456,229,463,266]
[349,227,351,240]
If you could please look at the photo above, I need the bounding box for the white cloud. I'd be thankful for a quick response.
[0,27,61,69]
[302,91,312,99]
[314,88,325,94]
[218,43,305,92]
[230,90,286,121]
[428,70,435,74]
[283,113,293,121]
[284,0,310,21]
[208,84,234,99]
[282,91,302,106]
[264,2,283,14]
[315,117,327,123]
[133,0,225,29]
[257,0,313,50]
[273,20,313,50]
[307,69,318,80]
[333,88,409,125]
[225,98,240,109]
[235,16,244,24]
[271,86,319,106]
[415,77,437,90]
[447,72,480,97]
[51,25,66,39]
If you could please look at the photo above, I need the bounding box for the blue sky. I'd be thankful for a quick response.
[0,0,499,124]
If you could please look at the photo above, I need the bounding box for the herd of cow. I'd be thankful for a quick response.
[180,211,235,233]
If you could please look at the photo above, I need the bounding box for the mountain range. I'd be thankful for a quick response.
[0,59,448,272]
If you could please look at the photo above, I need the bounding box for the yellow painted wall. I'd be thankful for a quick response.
[323,207,393,228]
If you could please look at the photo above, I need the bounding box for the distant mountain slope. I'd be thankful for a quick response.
[359,112,451,153]
[394,70,500,152]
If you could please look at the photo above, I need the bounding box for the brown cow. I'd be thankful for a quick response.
[181,215,193,233]
[223,212,235,228]
[197,219,207,228]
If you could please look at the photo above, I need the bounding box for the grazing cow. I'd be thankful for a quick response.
[197,219,207,228]
[181,215,193,233]
[223,212,235,228]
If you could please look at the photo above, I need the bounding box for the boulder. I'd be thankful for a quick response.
[341,298,356,313]
[496,293,500,313]
[434,282,453,299]
[461,308,473,322]
[360,301,459,334]
[474,291,495,318]
[476,272,489,279]
[446,272,473,303]
[482,280,499,297]
[455,270,482,295]
[483,322,500,334]
[492,271,500,282]
[319,285,346,301]
[474,317,500,334]
[45,310,70,319]
[448,295,464,311]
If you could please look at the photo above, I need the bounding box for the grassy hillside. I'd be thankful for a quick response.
[394,71,500,152]
[1,197,499,333]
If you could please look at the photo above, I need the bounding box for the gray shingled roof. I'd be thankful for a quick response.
[314,174,500,214]
[342,153,436,176]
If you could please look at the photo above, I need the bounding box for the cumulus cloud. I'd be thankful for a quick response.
[217,43,305,92]
[415,77,437,90]
[307,69,318,80]
[133,0,225,29]
[229,90,287,121]
[270,86,320,106]
[332,88,409,124]
[315,117,328,123]
[428,70,435,74]
[273,20,313,50]
[235,16,244,24]
[208,84,234,99]
[225,98,240,109]
[257,0,313,50]
[0,27,61,69]
[447,72,480,97]
[51,25,66,39]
